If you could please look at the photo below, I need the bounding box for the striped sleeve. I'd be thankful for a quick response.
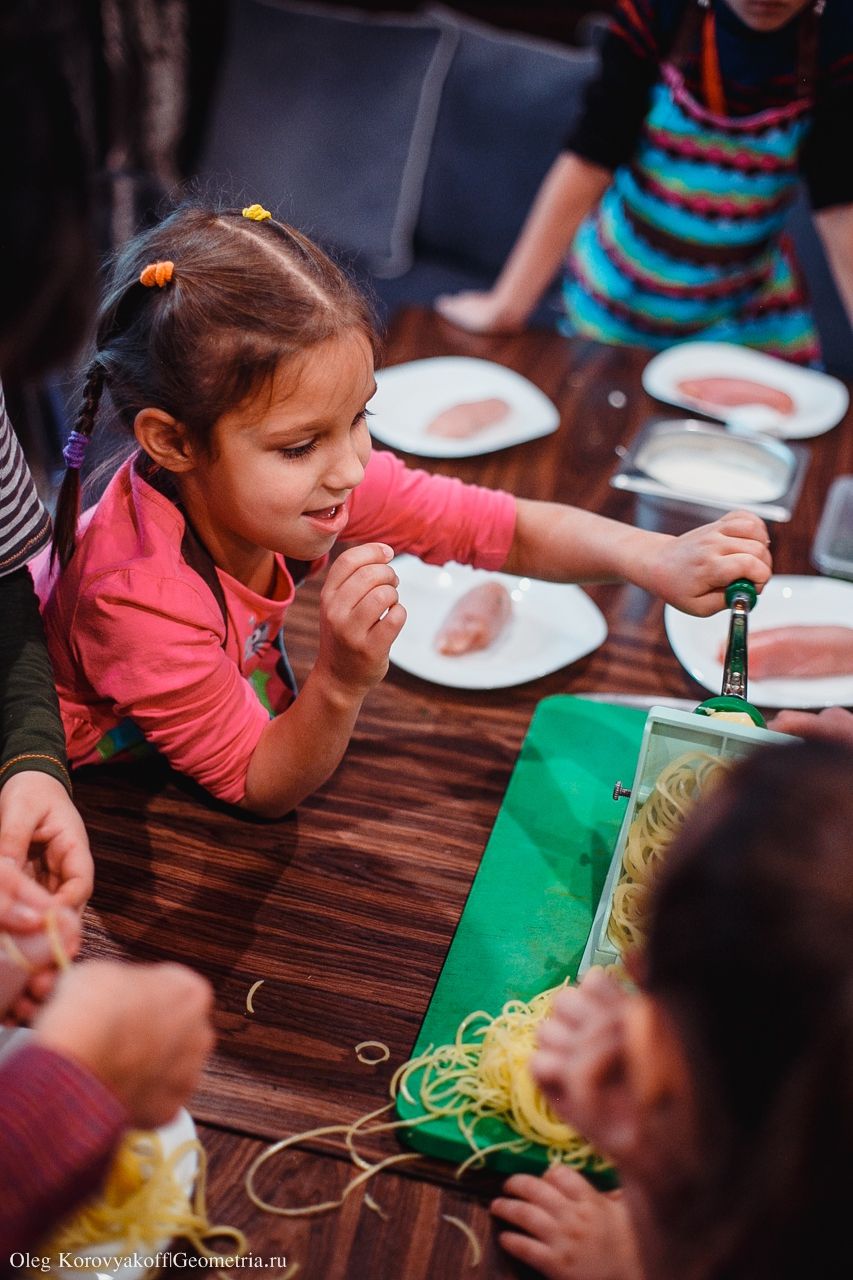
[0,383,52,577]
[0,1042,126,1253]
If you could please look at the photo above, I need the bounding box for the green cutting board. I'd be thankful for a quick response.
[396,694,647,1178]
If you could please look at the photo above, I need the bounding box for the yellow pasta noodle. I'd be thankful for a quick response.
[246,979,264,1014]
[355,1040,390,1065]
[442,1214,482,1267]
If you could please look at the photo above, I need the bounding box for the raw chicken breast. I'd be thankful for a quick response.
[434,581,513,656]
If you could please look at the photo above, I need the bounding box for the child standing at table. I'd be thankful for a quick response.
[492,739,853,1280]
[436,0,853,363]
[37,202,771,819]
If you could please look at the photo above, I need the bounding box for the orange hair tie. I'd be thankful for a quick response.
[139,261,175,288]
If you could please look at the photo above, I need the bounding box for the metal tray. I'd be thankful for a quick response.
[610,417,809,524]
[812,474,853,581]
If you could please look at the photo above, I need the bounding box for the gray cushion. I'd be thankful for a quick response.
[416,5,600,277]
[200,0,457,278]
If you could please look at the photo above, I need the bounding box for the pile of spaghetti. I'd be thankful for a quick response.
[607,751,731,955]
[44,1128,247,1257]
[394,983,609,1174]
[245,981,608,1226]
[10,916,247,1260]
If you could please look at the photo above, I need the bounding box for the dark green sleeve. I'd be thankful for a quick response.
[0,567,71,794]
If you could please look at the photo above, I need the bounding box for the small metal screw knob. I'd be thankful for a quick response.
[612,781,632,801]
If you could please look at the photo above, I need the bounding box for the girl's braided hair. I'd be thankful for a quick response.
[52,203,378,567]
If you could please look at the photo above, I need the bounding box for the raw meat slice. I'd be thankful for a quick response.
[744,626,853,679]
[676,377,794,416]
[425,397,511,438]
[434,581,513,656]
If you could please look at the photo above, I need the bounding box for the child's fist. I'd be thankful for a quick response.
[317,543,406,693]
[647,511,771,616]
[34,960,214,1129]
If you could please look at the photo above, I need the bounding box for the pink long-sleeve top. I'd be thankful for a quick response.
[33,449,516,805]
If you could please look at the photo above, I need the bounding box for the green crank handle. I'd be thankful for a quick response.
[725,579,757,611]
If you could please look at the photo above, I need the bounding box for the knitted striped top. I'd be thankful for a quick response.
[566,0,853,211]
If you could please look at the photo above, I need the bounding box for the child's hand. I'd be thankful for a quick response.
[768,706,853,746]
[0,771,94,914]
[316,543,406,696]
[33,960,214,1129]
[532,969,631,1149]
[434,289,525,335]
[637,511,771,616]
[0,860,80,1020]
[492,1166,641,1280]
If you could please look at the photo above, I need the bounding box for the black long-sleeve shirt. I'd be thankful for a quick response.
[0,385,70,793]
[566,0,853,212]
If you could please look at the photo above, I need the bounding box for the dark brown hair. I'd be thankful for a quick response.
[52,203,378,567]
[644,739,853,1280]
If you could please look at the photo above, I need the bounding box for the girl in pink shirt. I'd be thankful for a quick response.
[38,203,771,818]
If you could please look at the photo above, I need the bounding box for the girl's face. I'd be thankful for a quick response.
[184,330,376,581]
[724,0,812,31]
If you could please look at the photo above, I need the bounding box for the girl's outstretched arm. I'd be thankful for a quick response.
[502,502,772,616]
[814,204,853,329]
[434,153,610,335]
[242,543,405,819]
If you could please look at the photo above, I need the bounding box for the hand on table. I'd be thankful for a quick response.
[0,770,94,913]
[33,960,215,1129]
[768,706,853,746]
[434,290,526,335]
[492,1166,640,1280]
[316,543,406,697]
[640,511,772,616]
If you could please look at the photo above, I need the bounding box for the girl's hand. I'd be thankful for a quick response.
[434,290,526,335]
[532,969,631,1148]
[492,1166,641,1280]
[768,706,853,747]
[0,771,94,914]
[637,511,771,616]
[316,543,407,696]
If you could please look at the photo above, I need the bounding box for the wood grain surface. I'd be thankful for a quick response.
[71,309,853,1276]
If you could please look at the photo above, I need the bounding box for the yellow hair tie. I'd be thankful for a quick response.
[139,261,175,288]
[242,203,272,223]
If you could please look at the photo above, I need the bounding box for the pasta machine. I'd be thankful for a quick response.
[579,581,788,975]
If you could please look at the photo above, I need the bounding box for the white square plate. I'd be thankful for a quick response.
[642,342,848,439]
[368,356,560,457]
[389,556,607,689]
[665,575,853,709]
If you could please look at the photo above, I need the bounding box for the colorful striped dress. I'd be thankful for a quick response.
[561,0,853,364]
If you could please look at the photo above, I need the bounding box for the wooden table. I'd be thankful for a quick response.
[74,308,853,1278]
